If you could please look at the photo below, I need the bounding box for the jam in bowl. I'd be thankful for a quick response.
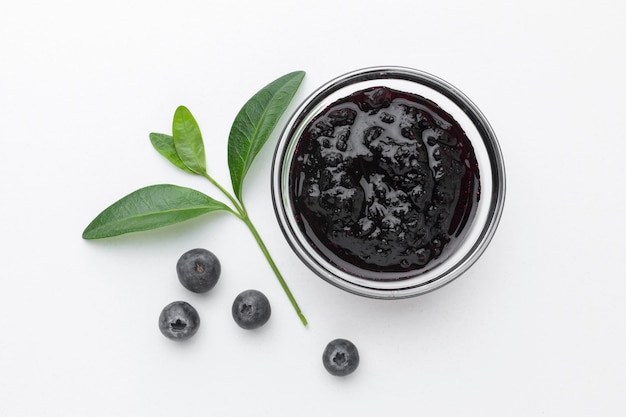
[272,67,505,298]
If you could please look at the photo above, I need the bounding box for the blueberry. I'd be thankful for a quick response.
[176,248,221,293]
[158,301,200,341]
[322,339,359,376]
[231,289,271,330]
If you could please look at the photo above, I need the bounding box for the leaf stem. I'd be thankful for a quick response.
[203,175,307,326]
[203,173,246,217]
[241,213,308,326]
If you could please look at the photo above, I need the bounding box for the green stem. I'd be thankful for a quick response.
[203,173,246,216]
[204,174,308,326]
[241,214,308,326]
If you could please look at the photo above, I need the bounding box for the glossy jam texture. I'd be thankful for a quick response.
[289,86,480,278]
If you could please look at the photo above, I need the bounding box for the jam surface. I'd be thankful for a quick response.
[289,86,480,278]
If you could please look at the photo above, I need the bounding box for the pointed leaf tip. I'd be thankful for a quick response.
[82,184,231,239]
[227,71,306,201]
[172,106,207,175]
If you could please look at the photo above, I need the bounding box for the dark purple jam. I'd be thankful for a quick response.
[289,86,480,278]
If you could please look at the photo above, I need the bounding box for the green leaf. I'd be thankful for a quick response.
[149,132,196,174]
[82,184,231,239]
[172,106,206,175]
[228,71,305,200]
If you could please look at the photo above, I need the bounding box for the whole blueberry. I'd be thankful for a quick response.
[231,289,271,330]
[158,301,200,341]
[176,248,221,293]
[322,339,359,376]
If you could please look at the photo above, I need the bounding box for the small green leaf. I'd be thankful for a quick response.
[82,184,231,239]
[172,106,206,175]
[228,71,305,200]
[149,132,196,174]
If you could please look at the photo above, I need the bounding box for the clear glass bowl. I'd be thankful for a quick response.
[271,66,506,298]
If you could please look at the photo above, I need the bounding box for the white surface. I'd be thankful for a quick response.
[1,1,625,416]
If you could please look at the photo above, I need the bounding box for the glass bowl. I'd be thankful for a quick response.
[271,66,505,298]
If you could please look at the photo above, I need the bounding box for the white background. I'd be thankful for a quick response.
[1,1,625,416]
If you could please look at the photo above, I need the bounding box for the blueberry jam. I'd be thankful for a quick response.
[289,86,480,278]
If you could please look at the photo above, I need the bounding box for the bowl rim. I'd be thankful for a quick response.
[271,66,506,299]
